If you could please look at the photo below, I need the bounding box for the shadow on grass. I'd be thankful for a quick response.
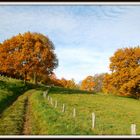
[103,92,137,100]
[49,86,95,94]
[0,80,35,115]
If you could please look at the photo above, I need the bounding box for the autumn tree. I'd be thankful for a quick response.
[80,76,95,91]
[60,78,68,87]
[66,79,78,89]
[57,78,78,89]
[46,73,63,87]
[0,32,58,84]
[103,47,140,98]
[93,73,106,92]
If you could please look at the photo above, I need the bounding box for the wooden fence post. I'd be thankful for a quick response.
[55,100,57,108]
[46,90,49,96]
[43,92,46,98]
[62,104,65,112]
[92,113,95,129]
[50,97,53,105]
[73,108,76,118]
[131,124,136,135]
[48,96,50,101]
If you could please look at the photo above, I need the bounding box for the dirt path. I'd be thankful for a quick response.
[22,94,32,135]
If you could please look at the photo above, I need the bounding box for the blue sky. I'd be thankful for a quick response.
[0,4,140,83]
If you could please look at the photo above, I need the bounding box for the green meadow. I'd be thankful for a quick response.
[0,76,140,135]
[29,88,140,135]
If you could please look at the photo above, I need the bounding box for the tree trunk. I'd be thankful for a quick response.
[24,71,27,85]
[34,72,37,85]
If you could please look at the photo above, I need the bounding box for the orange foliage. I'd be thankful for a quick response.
[0,32,58,84]
[59,78,78,89]
[80,76,95,91]
[103,47,140,98]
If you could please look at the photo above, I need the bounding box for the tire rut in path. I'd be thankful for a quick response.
[22,94,32,135]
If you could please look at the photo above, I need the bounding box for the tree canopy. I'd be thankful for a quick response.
[80,76,95,91]
[93,73,106,93]
[103,47,140,98]
[0,32,58,84]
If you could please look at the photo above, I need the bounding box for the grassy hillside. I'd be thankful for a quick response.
[26,87,140,135]
[0,89,34,135]
[0,76,33,114]
[0,76,140,135]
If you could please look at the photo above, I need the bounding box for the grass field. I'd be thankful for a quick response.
[0,76,33,114]
[0,90,33,135]
[27,87,140,135]
[0,76,140,135]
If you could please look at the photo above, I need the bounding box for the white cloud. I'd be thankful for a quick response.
[54,47,111,82]
[0,5,140,82]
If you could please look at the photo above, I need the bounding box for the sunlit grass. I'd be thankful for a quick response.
[0,77,140,135]
[0,89,34,135]
[29,87,140,135]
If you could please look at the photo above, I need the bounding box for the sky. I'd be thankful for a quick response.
[0,4,140,83]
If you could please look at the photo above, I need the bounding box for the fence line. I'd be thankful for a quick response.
[43,92,138,135]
